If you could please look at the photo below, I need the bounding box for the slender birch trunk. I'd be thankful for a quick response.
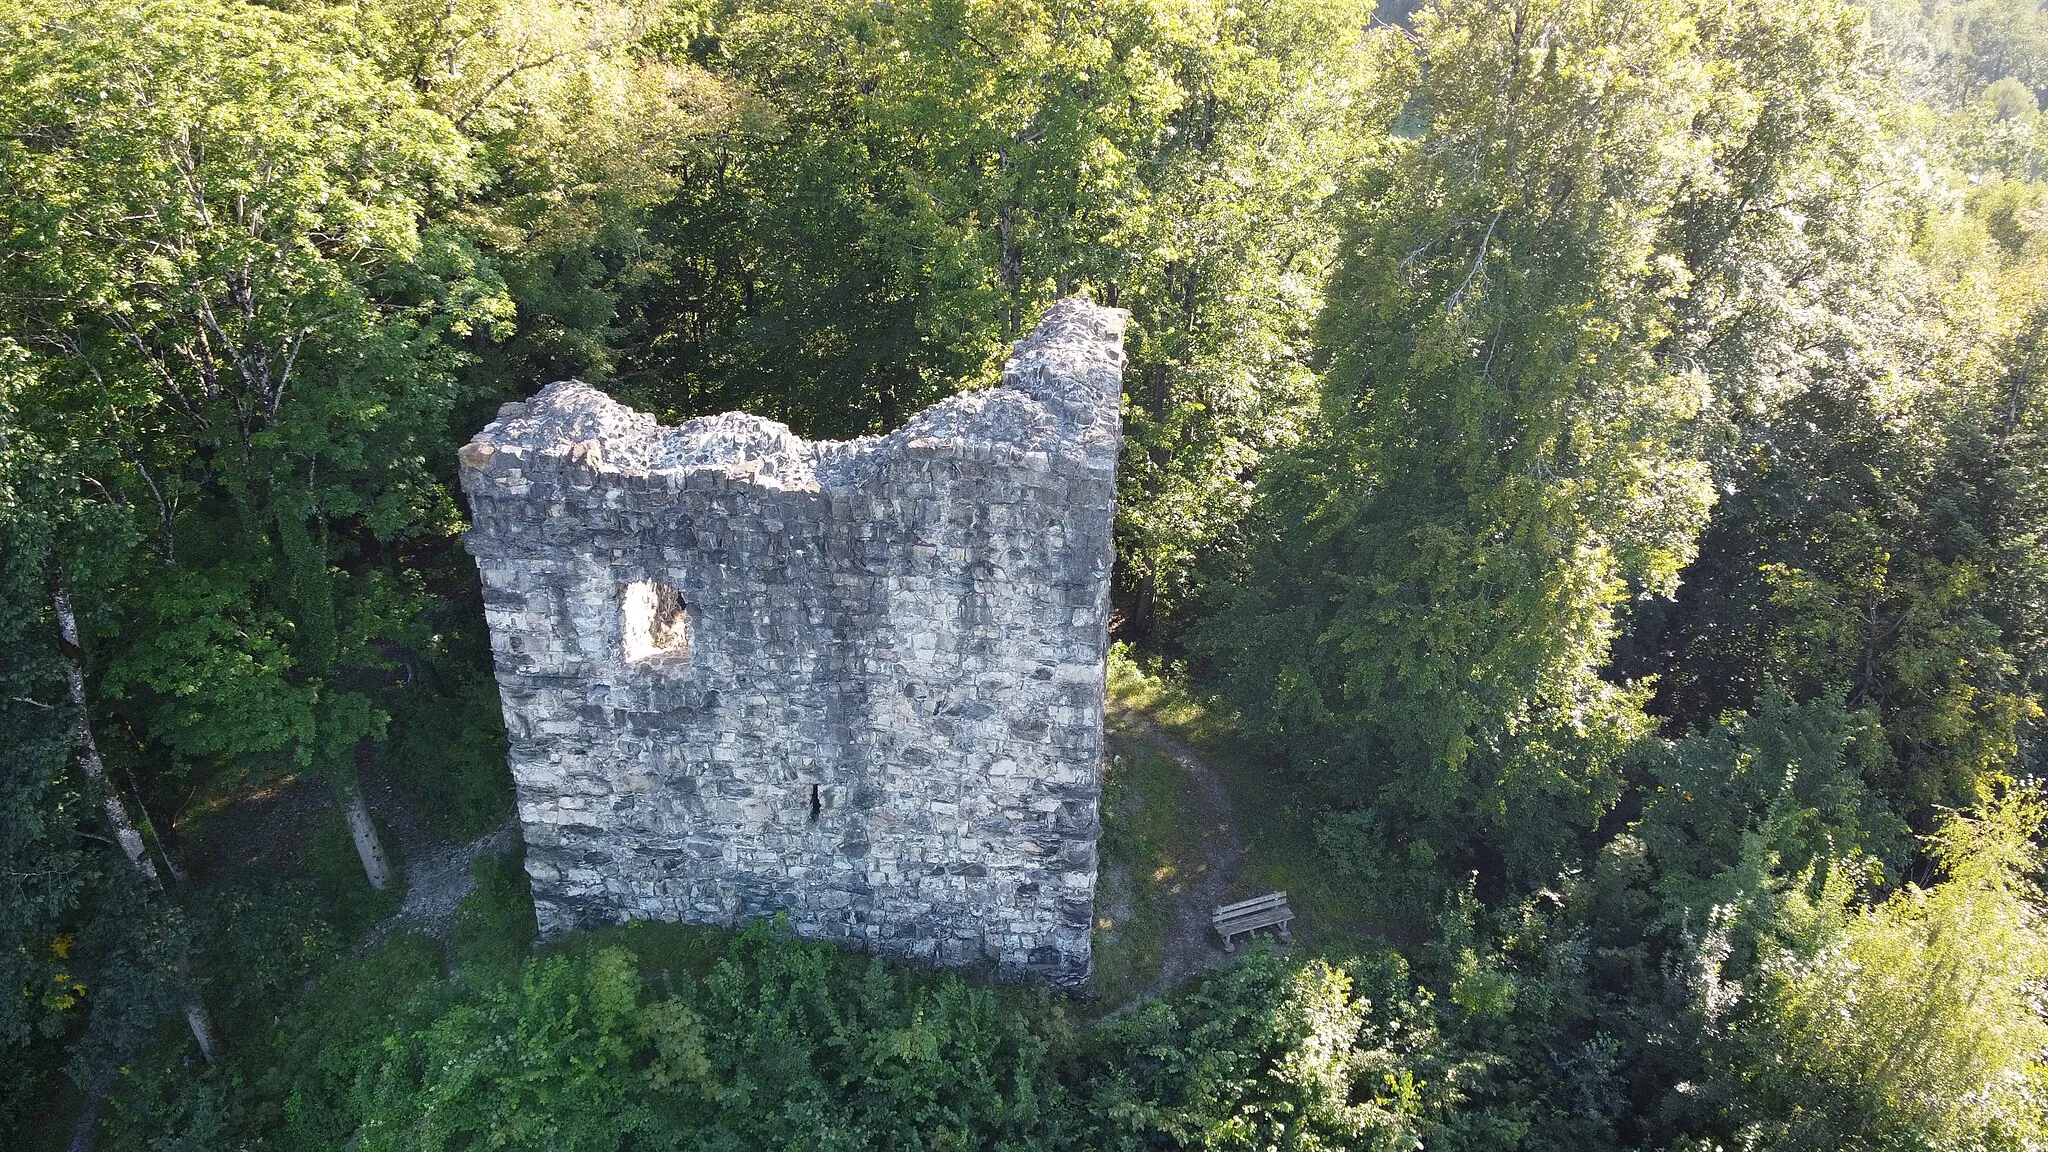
[178,952,224,1064]
[52,581,222,1064]
[128,774,187,885]
[336,767,393,891]
[53,586,160,892]
[66,1069,113,1152]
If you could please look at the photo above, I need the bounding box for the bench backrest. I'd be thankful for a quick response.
[1212,891,1289,922]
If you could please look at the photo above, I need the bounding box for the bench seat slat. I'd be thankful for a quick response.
[1213,890,1293,934]
[1215,904,1292,924]
[1213,892,1289,919]
[1212,910,1294,926]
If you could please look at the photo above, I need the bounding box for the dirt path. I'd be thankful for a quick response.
[178,756,446,886]
[365,816,520,950]
[1104,704,1263,1000]
[179,757,517,951]
[177,771,334,884]
[356,755,442,877]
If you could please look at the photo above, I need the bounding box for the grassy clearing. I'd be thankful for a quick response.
[1091,738,1206,1005]
[47,662,1387,1144]
[450,849,541,969]
[302,813,404,935]
[1106,648,1392,957]
[552,912,1083,1044]
[545,917,740,990]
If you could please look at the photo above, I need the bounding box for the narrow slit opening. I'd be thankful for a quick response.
[809,784,822,824]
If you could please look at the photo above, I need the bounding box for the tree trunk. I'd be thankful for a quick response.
[67,1068,114,1152]
[1130,567,1158,643]
[136,797,187,885]
[335,766,393,891]
[183,1003,224,1062]
[178,948,224,1064]
[997,187,1022,339]
[53,586,160,893]
[52,580,222,1064]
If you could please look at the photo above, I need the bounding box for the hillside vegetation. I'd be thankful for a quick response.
[3,0,2047,1148]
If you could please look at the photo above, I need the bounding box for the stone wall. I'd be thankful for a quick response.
[458,299,1124,985]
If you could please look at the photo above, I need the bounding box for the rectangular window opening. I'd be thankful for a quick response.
[621,579,689,664]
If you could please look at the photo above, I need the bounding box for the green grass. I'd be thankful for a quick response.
[302,812,404,937]
[56,665,1382,1144]
[1092,739,1206,1005]
[550,915,1084,1030]
[546,917,750,991]
[1106,647,1396,958]
[51,650,1380,1146]
[451,848,540,970]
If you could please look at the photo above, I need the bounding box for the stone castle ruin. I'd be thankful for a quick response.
[458,300,1124,984]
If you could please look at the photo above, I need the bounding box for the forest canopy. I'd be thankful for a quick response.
[1,0,2045,1148]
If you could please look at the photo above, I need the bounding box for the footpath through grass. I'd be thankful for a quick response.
[1091,738,1200,1005]
[1102,649,1392,969]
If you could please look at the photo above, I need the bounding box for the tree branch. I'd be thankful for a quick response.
[1446,209,1504,314]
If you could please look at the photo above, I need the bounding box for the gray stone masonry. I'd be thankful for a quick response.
[458,299,1125,985]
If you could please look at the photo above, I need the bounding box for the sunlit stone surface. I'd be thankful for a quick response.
[459,299,1124,984]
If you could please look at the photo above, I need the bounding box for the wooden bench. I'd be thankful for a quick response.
[1212,891,1294,951]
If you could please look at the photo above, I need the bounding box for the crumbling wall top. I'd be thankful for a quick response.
[460,298,1126,492]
